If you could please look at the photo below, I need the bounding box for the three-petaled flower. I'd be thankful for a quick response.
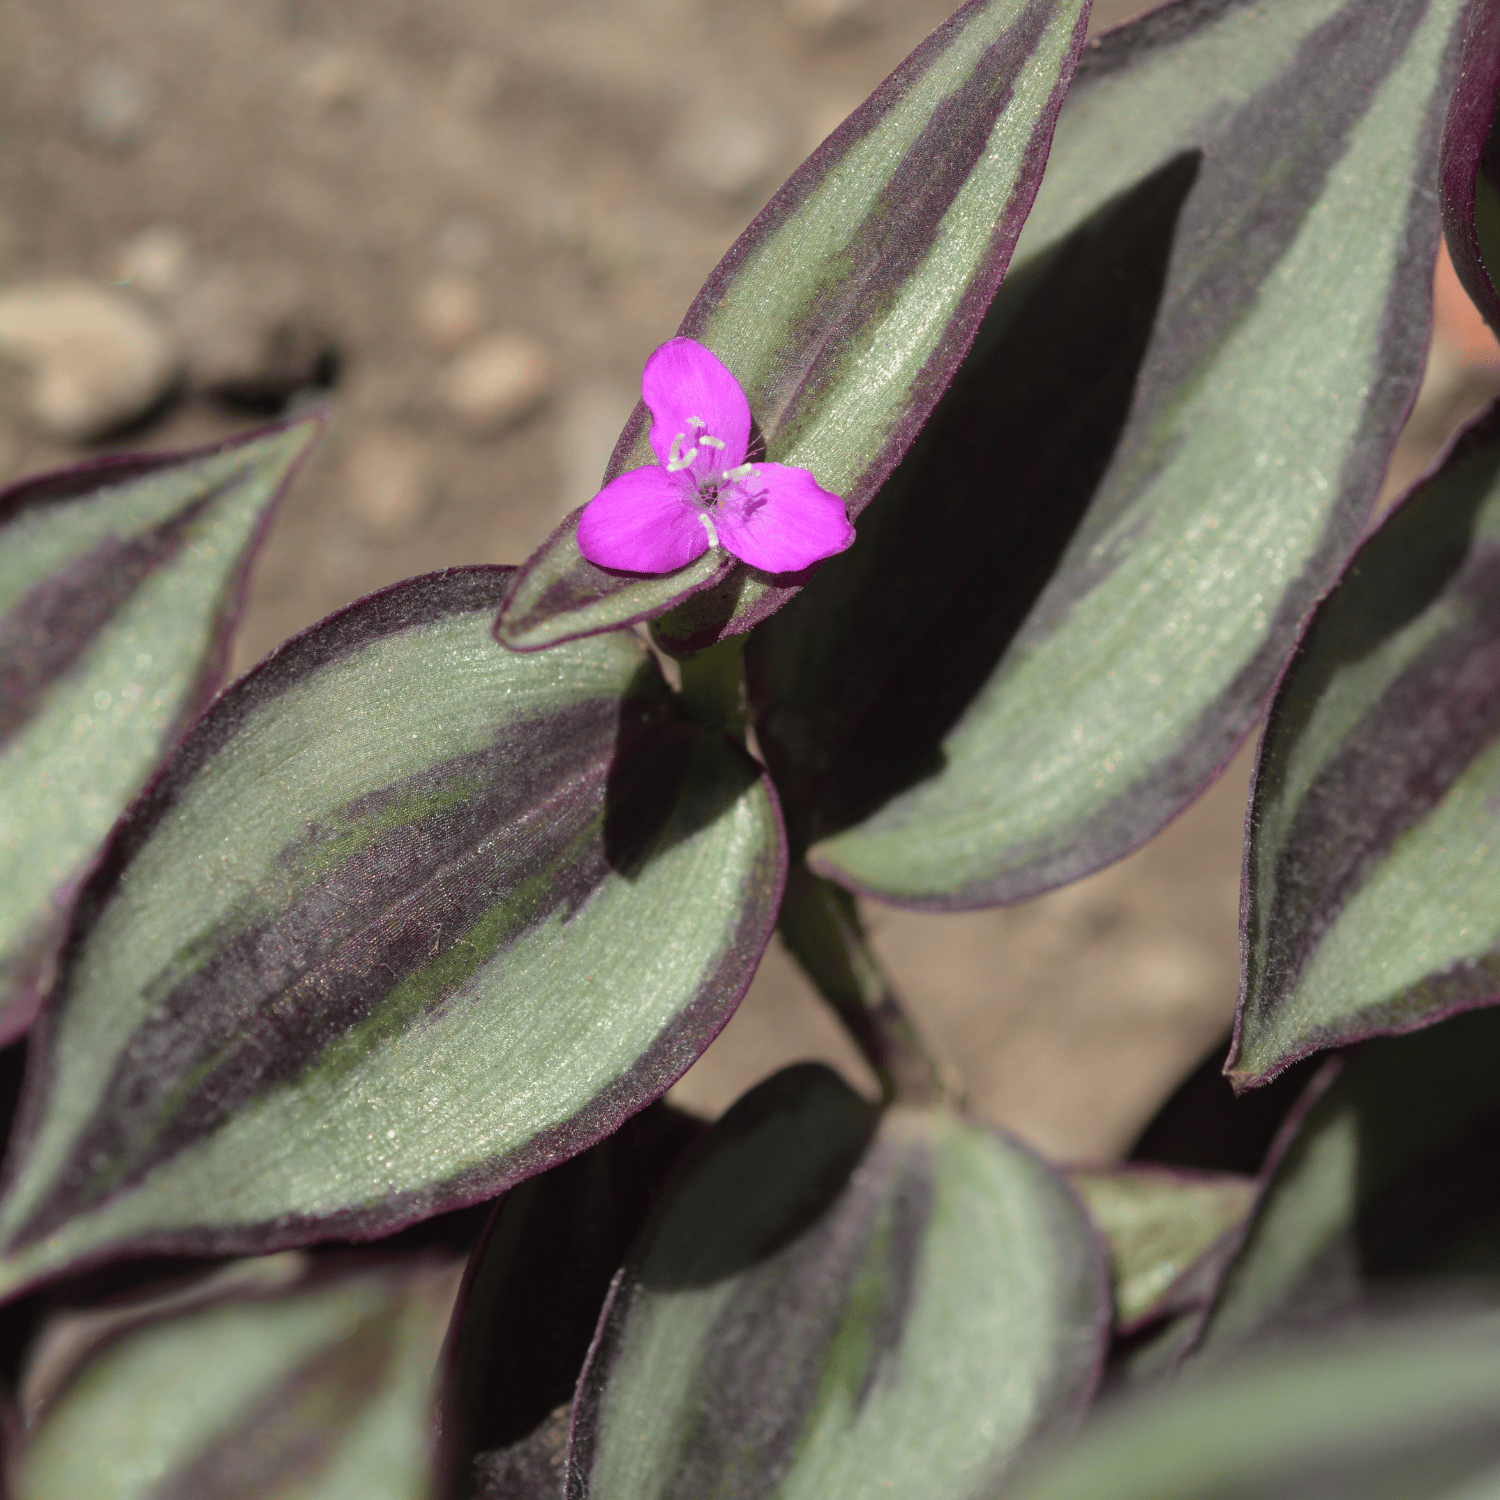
[576,337,856,575]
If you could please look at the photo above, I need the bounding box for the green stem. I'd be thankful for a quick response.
[674,636,747,739]
[777,863,951,1107]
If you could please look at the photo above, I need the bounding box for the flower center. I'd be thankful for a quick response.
[665,417,757,521]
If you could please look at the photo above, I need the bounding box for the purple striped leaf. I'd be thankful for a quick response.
[565,1065,1109,1500]
[438,1104,701,1500]
[1005,1312,1500,1500]
[0,569,784,1303]
[1198,1007,1500,1360]
[1439,0,1500,329]
[495,0,1092,655]
[1066,1164,1255,1333]
[0,417,321,1044]
[17,1251,458,1500]
[1232,403,1500,1085]
[749,0,1474,910]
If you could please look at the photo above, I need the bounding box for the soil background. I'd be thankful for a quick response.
[4,0,1497,1162]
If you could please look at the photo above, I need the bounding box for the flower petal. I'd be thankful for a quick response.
[715,464,855,574]
[577,467,709,573]
[642,338,752,473]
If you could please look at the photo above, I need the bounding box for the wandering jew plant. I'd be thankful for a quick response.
[5,0,1500,1493]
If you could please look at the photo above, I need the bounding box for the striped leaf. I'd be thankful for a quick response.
[18,1252,457,1500]
[1233,405,1500,1085]
[1199,1009,1500,1359]
[566,1065,1109,1500]
[1067,1165,1255,1331]
[439,1104,701,1500]
[1005,1313,1500,1500]
[495,0,1092,654]
[751,0,1472,909]
[0,418,321,1043]
[0,569,783,1302]
[1439,0,1500,329]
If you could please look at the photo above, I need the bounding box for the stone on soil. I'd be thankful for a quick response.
[0,279,179,440]
[440,332,551,431]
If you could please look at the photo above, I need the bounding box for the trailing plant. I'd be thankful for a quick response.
[5,0,1500,1493]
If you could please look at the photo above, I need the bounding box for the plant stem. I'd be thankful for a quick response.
[777,863,951,1107]
[674,636,747,738]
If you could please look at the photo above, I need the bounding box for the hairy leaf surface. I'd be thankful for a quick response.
[1068,1165,1254,1331]
[0,418,320,1041]
[1200,1009,1500,1358]
[495,0,1091,653]
[1006,1313,1500,1500]
[566,1065,1108,1500]
[19,1253,455,1500]
[1233,404,1500,1083]
[0,569,782,1300]
[750,0,1470,906]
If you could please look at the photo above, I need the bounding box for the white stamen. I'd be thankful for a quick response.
[665,431,700,473]
[723,462,755,482]
[700,435,725,449]
[699,512,720,548]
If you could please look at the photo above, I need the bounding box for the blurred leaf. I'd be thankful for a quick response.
[0,569,783,1302]
[1439,0,1500,330]
[1004,1313,1500,1500]
[1199,1008,1500,1358]
[1232,403,1500,1082]
[18,1252,455,1500]
[750,0,1471,907]
[567,1065,1108,1500]
[0,417,321,1042]
[1067,1165,1254,1331]
[496,0,1092,654]
[438,1104,701,1500]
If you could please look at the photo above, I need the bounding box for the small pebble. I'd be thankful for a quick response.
[342,430,435,541]
[664,105,779,199]
[111,224,193,301]
[413,272,487,351]
[77,59,157,153]
[0,279,179,440]
[441,332,552,432]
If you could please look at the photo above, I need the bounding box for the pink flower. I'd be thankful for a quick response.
[576,338,855,575]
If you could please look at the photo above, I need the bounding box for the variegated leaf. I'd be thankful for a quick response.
[18,1252,457,1500]
[0,569,783,1303]
[566,1065,1109,1500]
[1439,0,1500,329]
[495,0,1092,654]
[1067,1165,1255,1331]
[0,418,321,1042]
[751,0,1472,908]
[1233,404,1500,1084]
[1005,1313,1500,1500]
[1200,1009,1500,1359]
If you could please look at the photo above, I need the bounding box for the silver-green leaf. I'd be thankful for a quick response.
[0,417,322,1041]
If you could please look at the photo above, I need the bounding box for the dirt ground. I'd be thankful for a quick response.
[4,0,1498,1162]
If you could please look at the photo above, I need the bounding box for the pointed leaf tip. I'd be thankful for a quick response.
[0,414,323,1045]
[756,0,1476,910]
[1233,399,1500,1085]
[497,0,1092,653]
